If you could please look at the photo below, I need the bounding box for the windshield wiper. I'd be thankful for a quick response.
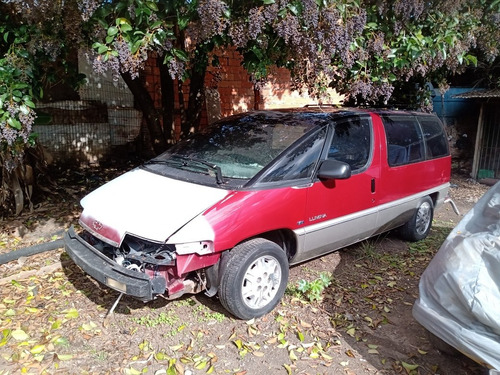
[170,155,224,185]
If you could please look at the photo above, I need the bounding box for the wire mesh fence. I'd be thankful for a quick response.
[34,52,143,166]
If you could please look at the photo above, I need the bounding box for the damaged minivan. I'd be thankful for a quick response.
[64,107,451,319]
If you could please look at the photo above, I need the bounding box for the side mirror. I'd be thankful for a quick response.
[317,159,351,180]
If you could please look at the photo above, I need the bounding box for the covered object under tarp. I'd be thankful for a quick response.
[413,181,500,370]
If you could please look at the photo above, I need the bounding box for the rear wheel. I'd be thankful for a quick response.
[218,238,289,320]
[399,196,434,241]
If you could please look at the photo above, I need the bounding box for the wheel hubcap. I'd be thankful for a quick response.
[241,255,282,309]
[415,202,432,235]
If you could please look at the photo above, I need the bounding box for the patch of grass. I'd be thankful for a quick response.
[409,226,450,256]
[351,236,388,263]
[193,305,226,323]
[88,347,108,361]
[132,311,179,328]
[172,298,196,308]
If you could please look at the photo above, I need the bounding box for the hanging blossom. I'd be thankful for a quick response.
[90,37,149,81]
[197,0,231,40]
[78,0,102,22]
[0,102,36,172]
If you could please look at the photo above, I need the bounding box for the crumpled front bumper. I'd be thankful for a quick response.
[64,226,154,301]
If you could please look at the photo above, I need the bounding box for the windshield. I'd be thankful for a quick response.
[151,111,324,181]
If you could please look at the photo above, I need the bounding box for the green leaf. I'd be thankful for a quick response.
[177,15,190,30]
[7,117,22,130]
[131,40,143,54]
[31,344,46,354]
[4,309,15,316]
[107,26,119,37]
[56,353,73,361]
[52,336,70,346]
[154,352,167,361]
[120,23,133,33]
[263,0,275,4]
[146,1,159,11]
[346,327,355,337]
[0,329,11,347]
[465,54,478,66]
[402,361,419,372]
[297,331,304,342]
[233,339,243,350]
[80,321,98,331]
[287,4,298,15]
[117,17,130,25]
[195,361,207,370]
[96,44,108,54]
[11,329,29,341]
[23,99,36,108]
[64,308,79,319]
[124,367,142,375]
[172,48,189,62]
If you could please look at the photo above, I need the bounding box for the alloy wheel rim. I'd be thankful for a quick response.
[415,202,432,235]
[241,255,282,309]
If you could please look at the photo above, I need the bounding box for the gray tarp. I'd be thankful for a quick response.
[413,182,500,370]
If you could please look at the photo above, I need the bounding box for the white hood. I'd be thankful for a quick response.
[79,168,228,244]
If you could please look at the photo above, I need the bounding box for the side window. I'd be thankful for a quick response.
[417,116,449,158]
[260,127,327,182]
[327,116,371,171]
[382,115,425,167]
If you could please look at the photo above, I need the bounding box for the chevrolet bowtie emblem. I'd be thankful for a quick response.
[93,220,103,231]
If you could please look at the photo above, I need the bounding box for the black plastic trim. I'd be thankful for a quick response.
[64,226,154,301]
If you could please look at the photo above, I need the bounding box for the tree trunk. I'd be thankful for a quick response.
[186,61,207,134]
[177,79,187,137]
[120,72,167,155]
[159,58,175,142]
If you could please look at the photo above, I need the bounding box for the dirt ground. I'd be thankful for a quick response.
[0,169,493,375]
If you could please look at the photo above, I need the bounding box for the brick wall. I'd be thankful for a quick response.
[144,47,343,135]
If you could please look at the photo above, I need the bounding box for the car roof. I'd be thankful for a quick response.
[225,106,431,121]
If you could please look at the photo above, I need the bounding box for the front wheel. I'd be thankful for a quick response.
[218,238,289,320]
[399,196,434,242]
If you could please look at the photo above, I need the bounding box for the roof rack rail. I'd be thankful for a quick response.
[303,104,341,108]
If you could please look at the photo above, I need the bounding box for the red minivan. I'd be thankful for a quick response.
[64,107,451,319]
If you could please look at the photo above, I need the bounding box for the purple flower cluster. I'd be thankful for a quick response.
[78,0,101,22]
[348,80,394,106]
[197,0,230,40]
[116,39,148,80]
[0,101,36,171]
[394,0,425,20]
[168,59,186,80]
[90,38,149,81]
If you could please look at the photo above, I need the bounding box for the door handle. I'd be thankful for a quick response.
[371,178,376,193]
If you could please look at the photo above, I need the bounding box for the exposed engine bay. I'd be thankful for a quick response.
[82,231,176,270]
[79,230,206,298]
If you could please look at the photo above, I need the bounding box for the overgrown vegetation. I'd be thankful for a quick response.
[1,0,500,215]
[289,272,333,302]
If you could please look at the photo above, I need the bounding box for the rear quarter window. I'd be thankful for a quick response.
[381,115,425,166]
[417,116,449,159]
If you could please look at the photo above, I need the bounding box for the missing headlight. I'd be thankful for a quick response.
[81,230,176,270]
[120,235,176,268]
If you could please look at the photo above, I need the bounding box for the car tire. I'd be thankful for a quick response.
[399,196,434,242]
[218,238,289,320]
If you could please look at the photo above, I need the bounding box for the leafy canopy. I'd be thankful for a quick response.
[1,0,500,166]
